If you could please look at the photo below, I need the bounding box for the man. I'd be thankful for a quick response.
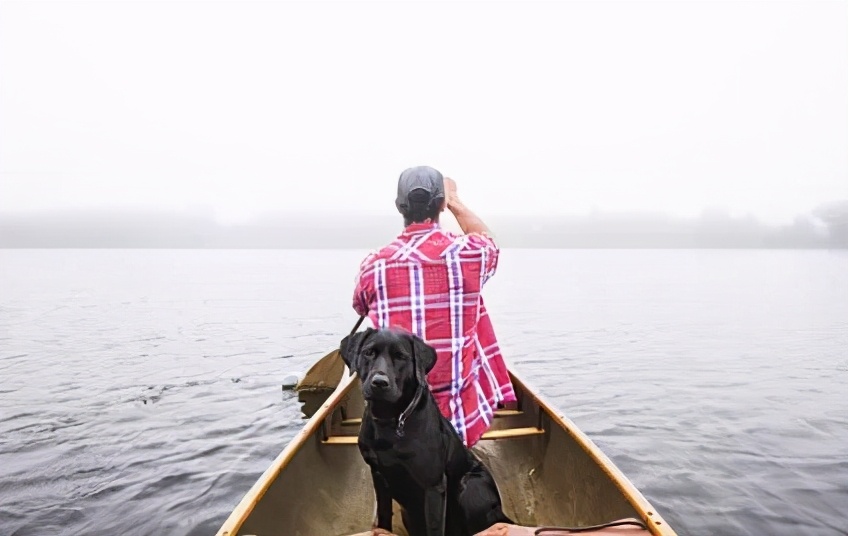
[352,165,516,447]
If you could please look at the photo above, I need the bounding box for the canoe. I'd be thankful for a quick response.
[216,350,677,536]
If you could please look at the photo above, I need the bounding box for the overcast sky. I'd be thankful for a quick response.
[1,0,846,225]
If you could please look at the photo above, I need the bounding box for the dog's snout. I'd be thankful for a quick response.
[370,373,389,389]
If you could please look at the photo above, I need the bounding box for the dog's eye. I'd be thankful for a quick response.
[363,348,375,358]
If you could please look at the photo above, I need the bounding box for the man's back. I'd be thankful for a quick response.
[353,221,514,446]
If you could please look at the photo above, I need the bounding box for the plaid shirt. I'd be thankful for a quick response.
[352,222,516,447]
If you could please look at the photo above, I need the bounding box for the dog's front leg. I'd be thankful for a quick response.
[423,475,447,536]
[370,468,394,531]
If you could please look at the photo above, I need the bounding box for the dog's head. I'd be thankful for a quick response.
[339,327,437,404]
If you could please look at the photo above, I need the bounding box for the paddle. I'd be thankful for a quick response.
[295,315,366,394]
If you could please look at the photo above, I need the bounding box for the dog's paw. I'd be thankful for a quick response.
[371,528,397,536]
[474,522,512,536]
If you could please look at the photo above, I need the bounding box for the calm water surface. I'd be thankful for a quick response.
[1,249,846,536]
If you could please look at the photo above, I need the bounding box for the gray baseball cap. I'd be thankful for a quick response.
[395,166,445,215]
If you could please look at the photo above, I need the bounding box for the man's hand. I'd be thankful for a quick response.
[441,175,491,237]
[444,176,459,211]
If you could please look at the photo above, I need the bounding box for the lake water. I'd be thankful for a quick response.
[1,248,846,536]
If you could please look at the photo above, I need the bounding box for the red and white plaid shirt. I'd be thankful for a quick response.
[352,221,516,447]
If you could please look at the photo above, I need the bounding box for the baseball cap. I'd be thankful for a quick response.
[395,166,445,215]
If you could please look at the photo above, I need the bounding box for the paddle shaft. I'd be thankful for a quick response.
[350,315,366,335]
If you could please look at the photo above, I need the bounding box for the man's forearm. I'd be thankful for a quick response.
[448,199,492,236]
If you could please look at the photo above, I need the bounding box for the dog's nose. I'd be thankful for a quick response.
[370,374,389,389]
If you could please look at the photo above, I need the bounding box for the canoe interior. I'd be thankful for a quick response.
[219,367,674,536]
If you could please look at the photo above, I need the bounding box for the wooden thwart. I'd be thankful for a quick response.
[341,409,523,427]
[479,426,545,440]
[323,426,544,445]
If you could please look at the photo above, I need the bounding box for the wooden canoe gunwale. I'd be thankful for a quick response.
[216,370,359,536]
[505,368,676,536]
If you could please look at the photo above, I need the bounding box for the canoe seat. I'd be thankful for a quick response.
[341,409,523,427]
[323,426,543,445]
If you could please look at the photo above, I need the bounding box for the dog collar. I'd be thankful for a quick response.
[394,383,426,438]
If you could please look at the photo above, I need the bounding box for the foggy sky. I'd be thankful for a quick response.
[1,1,847,226]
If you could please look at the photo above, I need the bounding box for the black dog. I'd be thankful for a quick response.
[340,327,513,536]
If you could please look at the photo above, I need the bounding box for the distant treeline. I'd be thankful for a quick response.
[1,201,847,249]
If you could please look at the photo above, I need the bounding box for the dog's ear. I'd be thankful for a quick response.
[411,335,438,375]
[339,328,375,376]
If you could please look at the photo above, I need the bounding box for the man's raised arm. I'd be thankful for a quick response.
[443,177,493,237]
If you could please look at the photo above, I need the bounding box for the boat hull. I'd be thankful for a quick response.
[217,364,675,536]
